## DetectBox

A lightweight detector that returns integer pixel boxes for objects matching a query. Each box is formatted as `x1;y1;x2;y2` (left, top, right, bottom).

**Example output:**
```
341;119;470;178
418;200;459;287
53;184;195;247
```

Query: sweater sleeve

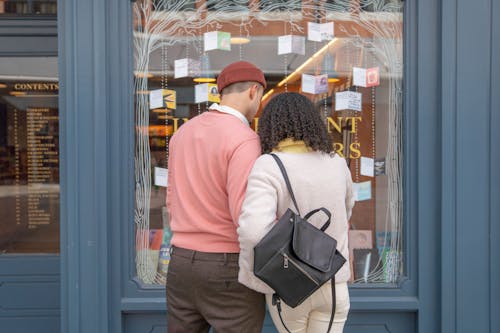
237;156;277;294
227;137;261;226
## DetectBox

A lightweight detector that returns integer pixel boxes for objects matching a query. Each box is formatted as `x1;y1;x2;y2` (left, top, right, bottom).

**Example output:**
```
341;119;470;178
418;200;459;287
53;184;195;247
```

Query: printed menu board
24;107;59;228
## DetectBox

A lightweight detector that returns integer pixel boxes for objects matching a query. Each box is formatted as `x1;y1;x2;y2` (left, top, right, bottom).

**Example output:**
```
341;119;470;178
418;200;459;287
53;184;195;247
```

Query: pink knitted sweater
167;110;261;253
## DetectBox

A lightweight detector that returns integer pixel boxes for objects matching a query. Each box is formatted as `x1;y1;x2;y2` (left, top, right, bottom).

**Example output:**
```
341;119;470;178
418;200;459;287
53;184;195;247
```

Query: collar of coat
273;138;313;153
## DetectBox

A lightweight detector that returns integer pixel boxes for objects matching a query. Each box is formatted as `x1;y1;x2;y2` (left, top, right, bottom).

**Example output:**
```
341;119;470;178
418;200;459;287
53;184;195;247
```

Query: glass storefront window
0;57;59;253
133;0;403;285
0;0;57;15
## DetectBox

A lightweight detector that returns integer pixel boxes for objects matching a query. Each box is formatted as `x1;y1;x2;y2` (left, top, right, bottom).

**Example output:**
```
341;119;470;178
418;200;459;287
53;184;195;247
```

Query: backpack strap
328;277;336;331
270;153;301;216
272;278;337;333
271;154;331;231
304;207;332;231
270;154;337;332
271;295;291;333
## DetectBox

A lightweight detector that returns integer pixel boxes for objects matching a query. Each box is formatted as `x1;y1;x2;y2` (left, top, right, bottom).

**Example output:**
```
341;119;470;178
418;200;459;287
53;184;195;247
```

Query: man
166;61;266;333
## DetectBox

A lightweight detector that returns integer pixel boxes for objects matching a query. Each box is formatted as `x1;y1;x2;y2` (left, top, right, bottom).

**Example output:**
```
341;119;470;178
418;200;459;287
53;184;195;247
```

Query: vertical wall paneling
441;0;457;331
59;0;110;332
416;0;441;331
403;0;419;297
60;0;134;331
442;0;498;331
489;0;500;331
108;1;135;332
455;1;491;332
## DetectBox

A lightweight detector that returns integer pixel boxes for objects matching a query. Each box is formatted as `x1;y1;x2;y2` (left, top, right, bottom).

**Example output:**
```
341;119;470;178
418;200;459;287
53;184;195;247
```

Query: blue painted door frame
57;1;500;333
441;0;500;332
58;0;131;332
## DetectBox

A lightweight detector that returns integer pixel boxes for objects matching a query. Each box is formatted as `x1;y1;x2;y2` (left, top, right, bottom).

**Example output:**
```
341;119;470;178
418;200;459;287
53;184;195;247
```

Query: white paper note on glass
301;74;315;93
320;22;334;40
335;91;362;111
348;91;362;111
352;67;366;87
149;89;163;109
353;66;380;87
194;83;207;103
316;74;328;94
335;91;349;110
278;35;291;54
174;58;200;79
353;181;372;201
366;67;380;87
175;58;189;78
308;22;334;41
360;157;375;177
204;31;218;51
204;31;230;51
308;22;322;41
291;36;305;55
154;167;168;187
204;31;232;51
278;35;305;55
302;74;328;94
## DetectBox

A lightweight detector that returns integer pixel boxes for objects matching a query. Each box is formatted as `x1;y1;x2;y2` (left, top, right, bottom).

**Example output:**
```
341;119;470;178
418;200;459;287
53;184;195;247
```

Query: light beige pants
266;282;350;333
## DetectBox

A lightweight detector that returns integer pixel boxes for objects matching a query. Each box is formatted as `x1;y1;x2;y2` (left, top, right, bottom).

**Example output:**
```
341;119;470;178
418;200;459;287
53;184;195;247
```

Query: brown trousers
166;246;265;333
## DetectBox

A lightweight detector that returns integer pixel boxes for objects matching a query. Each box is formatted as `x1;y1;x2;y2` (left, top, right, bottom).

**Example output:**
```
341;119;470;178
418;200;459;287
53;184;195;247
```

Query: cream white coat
237;151;355;294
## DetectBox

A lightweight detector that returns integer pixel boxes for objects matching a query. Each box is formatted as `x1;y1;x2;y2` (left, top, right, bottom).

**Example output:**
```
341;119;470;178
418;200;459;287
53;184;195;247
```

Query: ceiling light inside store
12;94;58;97
277;38;339;88
134;71;154;78
230;37;251;45
152;108;171;113
261;89;275;102
9;91;27;96
193;77;216;83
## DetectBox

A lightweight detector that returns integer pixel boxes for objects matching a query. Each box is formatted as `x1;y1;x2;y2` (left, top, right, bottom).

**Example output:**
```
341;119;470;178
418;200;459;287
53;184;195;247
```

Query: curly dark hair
258;92;333;154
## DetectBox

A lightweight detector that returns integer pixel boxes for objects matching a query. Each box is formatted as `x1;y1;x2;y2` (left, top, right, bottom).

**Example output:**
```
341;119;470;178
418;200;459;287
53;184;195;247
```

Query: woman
237;92;355;333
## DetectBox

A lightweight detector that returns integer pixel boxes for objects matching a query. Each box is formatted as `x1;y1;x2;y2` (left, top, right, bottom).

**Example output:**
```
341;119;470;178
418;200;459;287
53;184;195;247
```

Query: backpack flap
292;215;337;273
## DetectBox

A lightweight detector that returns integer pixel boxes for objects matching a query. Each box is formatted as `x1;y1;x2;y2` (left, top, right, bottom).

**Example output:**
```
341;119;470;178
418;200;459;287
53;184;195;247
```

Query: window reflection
133;0;404;285
259;0;301;11
0;0;57;15
0;57;59;253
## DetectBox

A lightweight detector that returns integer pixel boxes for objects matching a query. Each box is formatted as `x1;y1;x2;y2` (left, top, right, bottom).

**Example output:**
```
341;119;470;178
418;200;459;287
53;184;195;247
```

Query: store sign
159;115;363;159
327;116;363;159
13;83;59;91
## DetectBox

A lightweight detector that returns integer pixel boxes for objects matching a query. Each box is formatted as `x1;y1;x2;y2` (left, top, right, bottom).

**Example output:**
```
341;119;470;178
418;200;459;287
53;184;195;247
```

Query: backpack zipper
281;252;319;285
